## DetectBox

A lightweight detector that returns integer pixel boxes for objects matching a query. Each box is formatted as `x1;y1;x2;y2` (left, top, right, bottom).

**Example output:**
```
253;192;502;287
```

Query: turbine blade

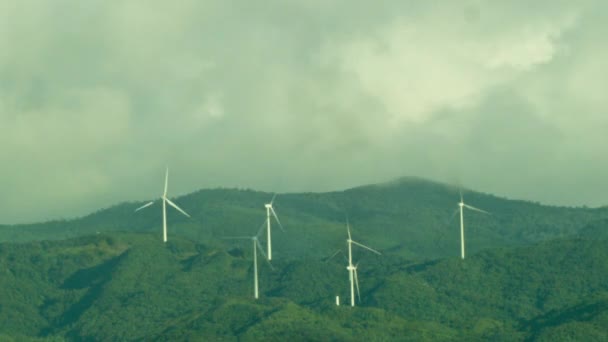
351;240;381;255
256;239;267;258
446;208;459;225
256;239;274;269
347;223;352;240
221;236;251;240
256;219;267;238
270;207;285;232
326;249;343;262
270;193;277;205
464;204;490;215
164;167;169;197
459;189;463;203
434;226;451;251
165;198;191;217
354;268;361;303
134;201;154;212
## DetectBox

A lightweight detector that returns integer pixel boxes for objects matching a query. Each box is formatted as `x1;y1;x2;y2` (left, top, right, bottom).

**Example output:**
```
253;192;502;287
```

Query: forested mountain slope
2;178;607;261
1;226;607;340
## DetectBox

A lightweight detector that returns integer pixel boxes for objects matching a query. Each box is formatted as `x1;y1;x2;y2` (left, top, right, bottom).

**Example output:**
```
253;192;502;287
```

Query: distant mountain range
2;177;607;260
1;177;607;340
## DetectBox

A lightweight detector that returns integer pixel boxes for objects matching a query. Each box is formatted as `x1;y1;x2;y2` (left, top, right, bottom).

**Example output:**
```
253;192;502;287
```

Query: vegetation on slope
2;178;607;261
0;225;607;340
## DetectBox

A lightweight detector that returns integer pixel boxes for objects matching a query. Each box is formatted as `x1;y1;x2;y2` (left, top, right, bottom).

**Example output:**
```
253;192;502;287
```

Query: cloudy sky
1;1;607;224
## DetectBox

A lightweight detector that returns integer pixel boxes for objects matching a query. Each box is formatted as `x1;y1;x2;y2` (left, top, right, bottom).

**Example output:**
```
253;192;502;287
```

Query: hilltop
1;177;607;260
2;177;608;340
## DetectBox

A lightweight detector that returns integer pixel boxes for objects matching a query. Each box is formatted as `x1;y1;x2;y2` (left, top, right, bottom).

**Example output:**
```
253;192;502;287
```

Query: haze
1;0;606;224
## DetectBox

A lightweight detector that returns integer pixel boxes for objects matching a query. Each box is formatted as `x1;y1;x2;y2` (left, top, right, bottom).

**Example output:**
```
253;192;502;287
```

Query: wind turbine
225;222;272;299
456;190;489;259
135;167;190;243
345;222;380;307
264;194;284;261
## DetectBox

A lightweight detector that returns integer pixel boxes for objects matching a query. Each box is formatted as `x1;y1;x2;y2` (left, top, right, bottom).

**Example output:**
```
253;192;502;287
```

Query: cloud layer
1;1;607;223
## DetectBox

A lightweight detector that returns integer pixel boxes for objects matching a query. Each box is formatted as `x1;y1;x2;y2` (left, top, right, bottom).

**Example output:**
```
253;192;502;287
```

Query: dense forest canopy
1;178;607;340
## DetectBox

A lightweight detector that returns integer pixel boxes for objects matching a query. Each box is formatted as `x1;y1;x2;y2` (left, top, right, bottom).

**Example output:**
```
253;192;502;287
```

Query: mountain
1;228;607;340
1;177;608;340
2;177;607;260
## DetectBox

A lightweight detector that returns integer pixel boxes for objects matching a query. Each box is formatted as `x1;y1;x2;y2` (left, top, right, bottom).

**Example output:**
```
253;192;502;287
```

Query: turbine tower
135;167;191;243
457;190;490;259
264;194;284;260
345;222;380;307
225;223;271;299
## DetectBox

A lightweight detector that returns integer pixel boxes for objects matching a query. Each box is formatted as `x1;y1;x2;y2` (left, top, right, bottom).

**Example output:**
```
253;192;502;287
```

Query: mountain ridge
2;177;607;261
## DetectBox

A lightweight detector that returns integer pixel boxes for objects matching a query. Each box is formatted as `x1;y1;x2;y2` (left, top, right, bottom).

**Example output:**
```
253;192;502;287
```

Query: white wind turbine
264;194;284;261
345;222;380;307
225;222;272;299
135;167;191;243
455;190;490;259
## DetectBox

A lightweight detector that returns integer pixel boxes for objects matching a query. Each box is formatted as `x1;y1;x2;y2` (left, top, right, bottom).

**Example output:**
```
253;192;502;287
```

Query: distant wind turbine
225;222;272;299
264;194;284;261
135;167;190;243
345;221;380;307
455;190;490;259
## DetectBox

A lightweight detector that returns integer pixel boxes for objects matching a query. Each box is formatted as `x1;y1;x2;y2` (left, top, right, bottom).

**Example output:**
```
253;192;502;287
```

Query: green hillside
1;178;607;340
2;178;607;261
1;228;607;340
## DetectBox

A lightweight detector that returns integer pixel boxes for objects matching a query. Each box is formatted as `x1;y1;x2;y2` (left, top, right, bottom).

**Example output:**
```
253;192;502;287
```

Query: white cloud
0;86;132;222
1;0;608;223
321;5;579;127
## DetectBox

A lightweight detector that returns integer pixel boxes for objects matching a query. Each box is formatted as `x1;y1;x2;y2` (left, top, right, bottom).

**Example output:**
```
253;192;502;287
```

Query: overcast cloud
1;0;607;224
